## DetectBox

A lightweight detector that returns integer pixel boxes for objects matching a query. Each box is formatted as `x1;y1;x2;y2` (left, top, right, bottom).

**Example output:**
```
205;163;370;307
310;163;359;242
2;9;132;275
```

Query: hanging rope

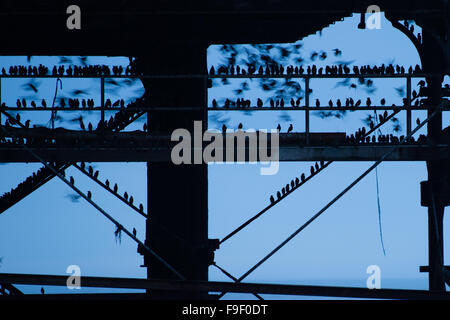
373;109;386;256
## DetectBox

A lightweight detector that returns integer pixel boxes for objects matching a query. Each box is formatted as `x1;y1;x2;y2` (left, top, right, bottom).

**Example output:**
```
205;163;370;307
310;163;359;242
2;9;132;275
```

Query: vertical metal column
0;78;2;124
422;26;446;291
406;75;411;136
136;42;213;299
426;75;445;291
305;77;310;145
101;77;105;123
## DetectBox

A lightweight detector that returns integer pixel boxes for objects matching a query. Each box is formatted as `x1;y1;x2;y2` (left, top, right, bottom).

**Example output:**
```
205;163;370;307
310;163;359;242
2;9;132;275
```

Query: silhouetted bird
222;124;227;134
124;192;128;200
70;176;74;185
94;170;99;179
277;124;281;132
41;287;45;295
287;124;293;133
301;173;305;182
114;183;118;193
22;98;26;108
80;162;85;170
139;203;144;212
336;99;341;107
79;118;85;130
105;179;110;188
87;191;92;199
380;98;386;106
355;99;361;107
88;122;93;131
133;228;137;237
316;99;320;107
270;195;275;204
42;99;46;108
277;191;281;200
88;166;93;176
328;100;333;107
418;80;426;87
129;196;133;205
315;162;319;171
31;101;36;108
310;166;315;175
212;99;217;108
295;177;300;186
383;110;388;120
16;99;21;108
366;98;371;107
282;187;286;195
257;98;263;108
238;123;243;130
416;118;420;126
25;120;30;128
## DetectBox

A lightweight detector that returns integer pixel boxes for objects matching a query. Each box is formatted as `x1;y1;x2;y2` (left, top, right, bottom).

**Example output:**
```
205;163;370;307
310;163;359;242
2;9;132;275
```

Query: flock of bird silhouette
2;64;133;77
74;161;145;215
209;63;423;77
1;96;147;138
269;160;326;205
0;163;65;212
0;62;425;78
5;97;125;110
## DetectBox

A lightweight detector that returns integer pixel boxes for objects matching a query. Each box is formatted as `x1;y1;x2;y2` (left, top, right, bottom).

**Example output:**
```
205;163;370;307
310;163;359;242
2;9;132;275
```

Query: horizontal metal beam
0;73;433;79
0;145;447;163
0;273;448;300
4;106;446;112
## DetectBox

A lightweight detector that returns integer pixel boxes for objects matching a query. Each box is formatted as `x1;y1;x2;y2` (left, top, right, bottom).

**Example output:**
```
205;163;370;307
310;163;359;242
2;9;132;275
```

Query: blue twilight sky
0;13;449;299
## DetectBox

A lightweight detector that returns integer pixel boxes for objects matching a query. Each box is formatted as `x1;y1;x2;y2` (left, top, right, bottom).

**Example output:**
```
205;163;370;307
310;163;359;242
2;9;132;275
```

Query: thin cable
375;167;386;256
217;109;440;298
373;110;386;256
